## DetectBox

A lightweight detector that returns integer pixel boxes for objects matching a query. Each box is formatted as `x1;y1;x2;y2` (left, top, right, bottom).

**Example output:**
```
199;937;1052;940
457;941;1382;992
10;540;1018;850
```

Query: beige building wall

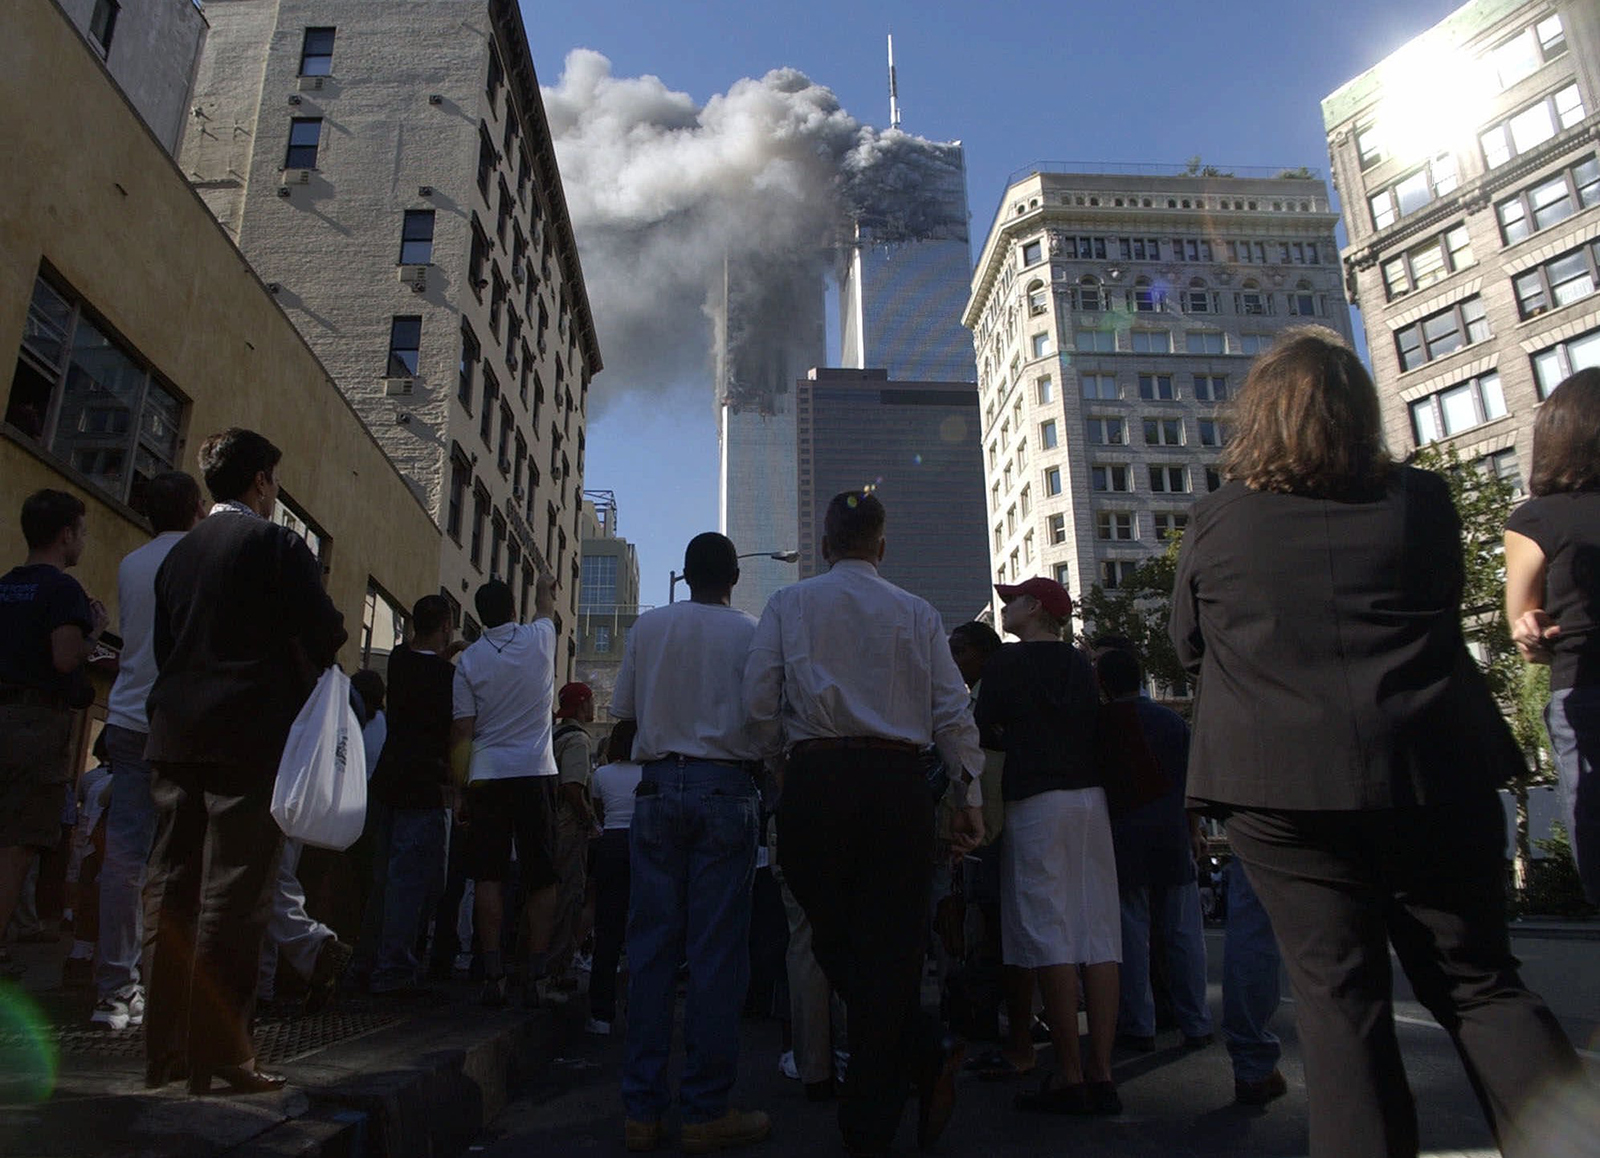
180;0;602;678
965;170;1350;626
1323;0;1600;484
0;0;439;684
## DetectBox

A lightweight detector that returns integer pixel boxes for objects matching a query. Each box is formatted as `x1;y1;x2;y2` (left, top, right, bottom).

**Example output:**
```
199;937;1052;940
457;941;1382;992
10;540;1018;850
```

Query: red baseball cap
555;682;593;718
995;577;1074;620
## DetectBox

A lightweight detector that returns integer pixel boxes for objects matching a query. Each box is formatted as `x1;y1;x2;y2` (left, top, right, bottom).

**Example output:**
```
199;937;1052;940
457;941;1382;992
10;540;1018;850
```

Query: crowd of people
0;338;1594;1157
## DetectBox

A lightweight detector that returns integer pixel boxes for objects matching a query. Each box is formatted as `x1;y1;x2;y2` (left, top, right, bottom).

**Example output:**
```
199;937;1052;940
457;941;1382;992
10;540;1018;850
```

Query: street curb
1508;923;1600;942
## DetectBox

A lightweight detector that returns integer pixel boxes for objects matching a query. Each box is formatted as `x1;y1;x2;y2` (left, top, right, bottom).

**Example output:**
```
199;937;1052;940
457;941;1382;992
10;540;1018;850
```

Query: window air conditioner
385;378;415;397
298;76;325;92
289;169;312;185
398;264;428;288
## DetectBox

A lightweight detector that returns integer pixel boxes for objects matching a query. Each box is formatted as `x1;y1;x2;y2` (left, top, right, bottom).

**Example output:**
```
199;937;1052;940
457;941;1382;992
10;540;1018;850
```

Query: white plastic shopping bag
271;666;367;850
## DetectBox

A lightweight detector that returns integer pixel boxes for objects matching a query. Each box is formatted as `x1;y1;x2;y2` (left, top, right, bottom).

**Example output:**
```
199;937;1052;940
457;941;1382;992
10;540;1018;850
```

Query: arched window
1290;279;1318;317
1236;278;1270;316
1133;276;1161;313
1026;279;1048;317
1077;275;1103;312
1185;277;1213;314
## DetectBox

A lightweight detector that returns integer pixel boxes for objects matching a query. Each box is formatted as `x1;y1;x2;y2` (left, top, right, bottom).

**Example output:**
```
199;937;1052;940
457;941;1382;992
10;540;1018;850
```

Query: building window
386;316;421;377
1076;276;1104;312
1101;560;1138;590
284;118;322;169
468;217;490;299
1175;238;1214;262
1480;85;1585;169
1031;333;1053;359
1132;277;1162;313
1382;225;1473;299
470;485;489;569
1408;371;1508;445
1006;504;1017;537
1091;464;1131;492
1497;156;1600;244
1288;281;1319;317
1064;236;1108;260
399;210;435;265
6;274;186;514
1040;419;1059;448
1085;417;1125;445
1368;155;1458;230
486;48;504;107
1076;329;1117;353
993;524;1003;552
1531;325;1600;399
498;403;513;467
1394;296;1489;371
1035;375;1054;404
1484;448;1525;498
1019;484;1032;516
1153;511;1188;540
1002;462;1013;492
1054;563;1074;587
1138;374;1175;401
1143;417;1184;446
1192;374;1228;401
1184;279;1214;314
1186;332;1225;355
89;0;120;53
1356;122;1384;169
991;482;1000;511
497;179;513;244
446;450;469;542
299;26;335;75
490;513;506;578
458;322;479;409
1513;239;1600;319
1026;280;1048;316
1130;330;1170;354
1081;373;1118;400
1148;465;1189;493
1023;530;1035;565
1009;548;1020;580
1044;467;1063;496
1488;14;1567;90
1017;441;1029;470
1097;512;1135;541
1205;466;1223;492
1048;513;1067;545
1198;419;1228;447
1021;239;1043;266
1235;280;1271;316
478;125;496;197
480;373;499;444
592;623;612;653
1238;333;1272;355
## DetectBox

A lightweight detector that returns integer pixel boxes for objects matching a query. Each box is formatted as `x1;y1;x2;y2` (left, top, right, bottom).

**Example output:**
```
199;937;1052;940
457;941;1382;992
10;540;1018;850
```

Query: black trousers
588;827;630;1021
779;750;937;1151
1227;791;1579;1158
144;762;283;1071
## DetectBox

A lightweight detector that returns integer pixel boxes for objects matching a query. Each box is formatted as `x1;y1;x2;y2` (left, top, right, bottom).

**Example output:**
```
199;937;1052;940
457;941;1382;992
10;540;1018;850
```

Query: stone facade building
1323;0;1600;488
179;0;601;675
963;169;1351;621
574;490;641;724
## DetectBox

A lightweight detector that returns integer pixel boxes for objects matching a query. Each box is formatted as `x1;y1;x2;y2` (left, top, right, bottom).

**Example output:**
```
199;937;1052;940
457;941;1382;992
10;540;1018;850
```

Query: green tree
1077;532;1189;696
1275;165;1316;179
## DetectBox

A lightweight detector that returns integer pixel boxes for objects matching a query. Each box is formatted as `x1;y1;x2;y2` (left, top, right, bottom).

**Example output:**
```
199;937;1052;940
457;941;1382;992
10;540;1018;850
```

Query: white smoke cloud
542;50;967;407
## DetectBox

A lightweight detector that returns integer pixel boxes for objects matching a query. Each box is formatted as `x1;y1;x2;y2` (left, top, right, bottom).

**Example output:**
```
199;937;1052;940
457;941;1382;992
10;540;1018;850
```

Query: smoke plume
541;50;967;407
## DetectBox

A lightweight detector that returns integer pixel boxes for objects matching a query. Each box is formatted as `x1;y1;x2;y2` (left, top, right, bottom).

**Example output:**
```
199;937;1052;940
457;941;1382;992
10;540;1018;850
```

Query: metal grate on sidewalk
0;1008;403;1066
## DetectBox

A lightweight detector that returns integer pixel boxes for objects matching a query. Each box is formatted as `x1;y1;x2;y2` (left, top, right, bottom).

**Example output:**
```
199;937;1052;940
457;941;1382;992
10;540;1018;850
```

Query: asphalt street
474;932;1600;1158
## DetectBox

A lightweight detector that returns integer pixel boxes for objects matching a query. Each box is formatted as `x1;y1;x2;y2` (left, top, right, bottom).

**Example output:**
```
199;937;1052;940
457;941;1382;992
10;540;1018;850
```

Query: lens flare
0;982;59;1102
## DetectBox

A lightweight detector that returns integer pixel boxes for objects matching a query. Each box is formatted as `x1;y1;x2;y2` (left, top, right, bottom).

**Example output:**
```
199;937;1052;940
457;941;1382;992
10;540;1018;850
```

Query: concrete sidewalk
0;938;577;1158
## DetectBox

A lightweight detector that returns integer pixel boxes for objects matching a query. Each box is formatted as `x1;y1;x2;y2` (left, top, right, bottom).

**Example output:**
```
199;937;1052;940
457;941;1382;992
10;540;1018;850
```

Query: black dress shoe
188;1064;288;1095
917;1034;965;1151
304;939;353;1015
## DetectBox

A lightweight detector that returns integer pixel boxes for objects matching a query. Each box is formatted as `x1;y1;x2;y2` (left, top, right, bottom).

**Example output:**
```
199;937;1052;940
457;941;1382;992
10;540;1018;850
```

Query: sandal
967;1048;1036;1081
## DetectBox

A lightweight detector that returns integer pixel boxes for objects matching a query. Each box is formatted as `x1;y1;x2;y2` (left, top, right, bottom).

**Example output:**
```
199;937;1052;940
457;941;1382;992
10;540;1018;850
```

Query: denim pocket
701;788;758;853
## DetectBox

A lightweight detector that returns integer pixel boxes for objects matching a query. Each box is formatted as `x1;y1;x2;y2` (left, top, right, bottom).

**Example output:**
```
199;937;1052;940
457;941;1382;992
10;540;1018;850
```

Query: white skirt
1000;787;1121;968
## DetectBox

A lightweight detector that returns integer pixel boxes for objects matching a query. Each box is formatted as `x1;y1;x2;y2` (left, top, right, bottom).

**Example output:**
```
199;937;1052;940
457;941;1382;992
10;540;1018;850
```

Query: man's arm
449;717;475;788
742;600;784;729
533;569;557;621
928;611;984;851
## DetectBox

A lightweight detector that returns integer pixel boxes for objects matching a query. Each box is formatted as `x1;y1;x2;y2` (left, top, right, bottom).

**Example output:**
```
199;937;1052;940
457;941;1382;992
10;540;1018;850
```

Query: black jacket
146;508;346;772
1170;467;1522;811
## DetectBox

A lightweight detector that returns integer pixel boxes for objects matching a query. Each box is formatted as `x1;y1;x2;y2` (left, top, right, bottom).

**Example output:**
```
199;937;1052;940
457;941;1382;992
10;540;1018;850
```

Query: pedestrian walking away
746;493;985;1158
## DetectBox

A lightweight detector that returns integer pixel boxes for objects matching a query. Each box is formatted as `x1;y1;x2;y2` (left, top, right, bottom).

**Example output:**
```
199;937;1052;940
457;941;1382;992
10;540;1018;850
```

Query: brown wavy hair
1221;326;1392;497
1530;368;1600;496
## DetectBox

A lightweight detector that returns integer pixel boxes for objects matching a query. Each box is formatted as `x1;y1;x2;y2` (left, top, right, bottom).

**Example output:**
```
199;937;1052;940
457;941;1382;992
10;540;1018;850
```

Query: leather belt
791;737;920;756
659;753;763;774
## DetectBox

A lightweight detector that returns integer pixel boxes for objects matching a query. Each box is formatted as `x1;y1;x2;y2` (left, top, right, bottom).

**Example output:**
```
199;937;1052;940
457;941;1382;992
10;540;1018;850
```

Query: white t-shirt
451;618;558;782
611;600;777;763
592;761;643;830
106;531;186;734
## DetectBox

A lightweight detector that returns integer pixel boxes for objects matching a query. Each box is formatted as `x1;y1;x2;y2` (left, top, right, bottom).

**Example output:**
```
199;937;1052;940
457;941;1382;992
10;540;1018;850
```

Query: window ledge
1;424;154;536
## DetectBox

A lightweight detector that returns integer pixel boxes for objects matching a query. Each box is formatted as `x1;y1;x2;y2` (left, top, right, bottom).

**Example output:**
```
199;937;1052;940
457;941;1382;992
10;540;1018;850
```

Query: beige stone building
963;169;1351;622
1;0;440;751
180;0;602;676
1323;0;1600;486
573;491;641;724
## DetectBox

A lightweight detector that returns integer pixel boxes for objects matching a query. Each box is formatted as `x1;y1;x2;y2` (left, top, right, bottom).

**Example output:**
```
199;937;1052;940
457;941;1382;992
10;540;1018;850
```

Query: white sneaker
778;1050;799;1081
572;951;593;973
584;1017;612;1036
834;1048;850;1083
90;985;144;1031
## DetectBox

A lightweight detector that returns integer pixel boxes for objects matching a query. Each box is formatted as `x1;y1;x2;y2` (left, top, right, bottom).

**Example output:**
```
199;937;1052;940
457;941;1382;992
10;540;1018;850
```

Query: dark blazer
1170;467;1522;811
146;507;346;772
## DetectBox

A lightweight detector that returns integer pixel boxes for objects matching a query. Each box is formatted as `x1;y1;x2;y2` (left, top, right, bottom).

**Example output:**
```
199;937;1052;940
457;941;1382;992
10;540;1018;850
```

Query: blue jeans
622;759;759;1124
96;725;158;999
1221;859;1282;1082
1117;880;1212;1039
1547;684;1600;905
371;806;448;992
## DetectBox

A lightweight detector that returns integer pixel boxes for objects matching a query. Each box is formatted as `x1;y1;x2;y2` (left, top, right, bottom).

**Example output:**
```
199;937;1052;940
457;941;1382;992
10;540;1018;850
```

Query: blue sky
524;0;1464;605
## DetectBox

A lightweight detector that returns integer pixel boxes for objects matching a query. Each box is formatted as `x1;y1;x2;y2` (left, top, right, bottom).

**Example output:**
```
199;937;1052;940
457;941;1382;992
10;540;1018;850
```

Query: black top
1110;699;1193;888
146;509;346;772
1171;467;1522;812
0;564;93;706
1506;490;1600;691
370;643;454;809
974;640;1100;802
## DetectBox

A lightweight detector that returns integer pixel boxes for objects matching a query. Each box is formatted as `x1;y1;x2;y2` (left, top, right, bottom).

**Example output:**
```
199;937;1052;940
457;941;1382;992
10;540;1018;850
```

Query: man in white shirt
610;533;775;1154
92;472;205;1032
744;491;984;1158
451;574;558;1006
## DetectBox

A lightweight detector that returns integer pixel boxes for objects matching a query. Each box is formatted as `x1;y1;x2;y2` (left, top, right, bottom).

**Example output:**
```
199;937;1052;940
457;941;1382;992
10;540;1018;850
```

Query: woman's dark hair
198;428;281;502
1221;325;1392;498
1529;368;1600;496
351;669;385;716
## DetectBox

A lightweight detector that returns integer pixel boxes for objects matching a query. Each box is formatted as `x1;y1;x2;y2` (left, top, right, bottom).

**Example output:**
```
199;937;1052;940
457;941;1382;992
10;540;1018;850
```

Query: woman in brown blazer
1169;327;1577;1158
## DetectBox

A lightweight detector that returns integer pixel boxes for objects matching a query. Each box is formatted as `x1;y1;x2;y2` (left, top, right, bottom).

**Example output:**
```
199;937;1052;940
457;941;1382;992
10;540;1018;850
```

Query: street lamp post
670;549;799;603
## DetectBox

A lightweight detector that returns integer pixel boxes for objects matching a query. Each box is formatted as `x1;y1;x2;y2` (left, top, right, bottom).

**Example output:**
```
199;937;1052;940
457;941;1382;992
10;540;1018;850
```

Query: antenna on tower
887;33;901;130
